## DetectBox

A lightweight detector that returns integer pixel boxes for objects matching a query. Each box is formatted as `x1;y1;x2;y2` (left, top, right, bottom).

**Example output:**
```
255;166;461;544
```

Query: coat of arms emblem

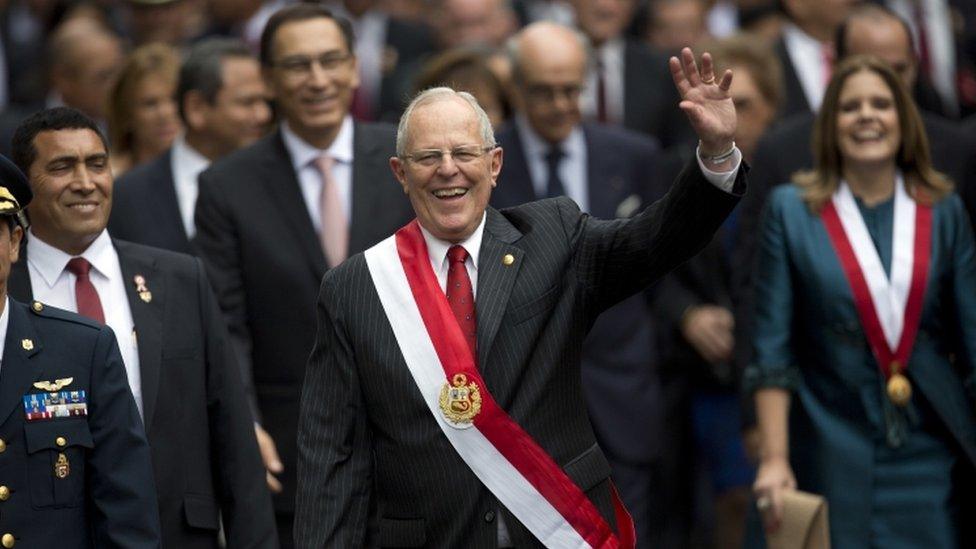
438;373;482;428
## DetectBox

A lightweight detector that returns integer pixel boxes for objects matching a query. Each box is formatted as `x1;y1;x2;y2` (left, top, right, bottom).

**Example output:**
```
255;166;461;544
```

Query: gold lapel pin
502;254;515;266
21;339;34;351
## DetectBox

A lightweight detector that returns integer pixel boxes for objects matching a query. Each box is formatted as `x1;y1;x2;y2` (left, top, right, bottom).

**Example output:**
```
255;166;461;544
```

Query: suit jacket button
0;439;6;453
55;437;67;448
484;510;495;523
0;486;9;501
31;302;42;313
1;533;13;547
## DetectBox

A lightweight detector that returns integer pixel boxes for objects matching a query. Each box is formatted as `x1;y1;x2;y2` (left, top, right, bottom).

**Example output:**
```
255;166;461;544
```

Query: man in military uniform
0;154;160;547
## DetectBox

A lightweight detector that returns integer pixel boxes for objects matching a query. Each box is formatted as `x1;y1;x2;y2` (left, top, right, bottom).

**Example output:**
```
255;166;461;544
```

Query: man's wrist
698;140;736;163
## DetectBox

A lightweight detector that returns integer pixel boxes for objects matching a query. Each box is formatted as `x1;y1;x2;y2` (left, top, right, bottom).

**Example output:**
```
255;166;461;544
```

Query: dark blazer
0;298;160;547
774;38;813;120
9;239;276;549
194;123;415;514
294;161;744;547
375;17;437;122
730;112;976;377
110;148;194;255
492;122;664;463
623;40;696;150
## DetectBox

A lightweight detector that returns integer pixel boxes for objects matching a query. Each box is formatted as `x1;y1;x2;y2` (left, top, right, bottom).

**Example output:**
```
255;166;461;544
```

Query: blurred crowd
1;1;974;548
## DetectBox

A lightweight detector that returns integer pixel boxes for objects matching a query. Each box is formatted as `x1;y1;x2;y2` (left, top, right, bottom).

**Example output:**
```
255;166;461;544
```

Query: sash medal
821;175;931;406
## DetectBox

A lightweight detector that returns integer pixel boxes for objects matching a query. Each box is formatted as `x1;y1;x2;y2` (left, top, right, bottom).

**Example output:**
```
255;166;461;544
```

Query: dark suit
774;38;814;120
9;239;276;549
622;40;696;150
194;123;415;530
374;17;437;122
492;122;664;547
0;298;160;547
110;148;194;254
294;159;744;547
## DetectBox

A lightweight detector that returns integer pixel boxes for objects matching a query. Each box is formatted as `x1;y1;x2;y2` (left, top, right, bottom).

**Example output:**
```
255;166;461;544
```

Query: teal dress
744;184;976;548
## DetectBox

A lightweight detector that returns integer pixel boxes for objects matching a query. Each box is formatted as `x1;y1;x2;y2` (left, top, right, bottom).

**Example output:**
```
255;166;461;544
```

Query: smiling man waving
295;34;746;548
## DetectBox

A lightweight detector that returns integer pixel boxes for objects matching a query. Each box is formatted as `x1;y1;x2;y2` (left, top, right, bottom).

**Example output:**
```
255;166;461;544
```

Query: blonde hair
106;42;180;156
794;55;952;211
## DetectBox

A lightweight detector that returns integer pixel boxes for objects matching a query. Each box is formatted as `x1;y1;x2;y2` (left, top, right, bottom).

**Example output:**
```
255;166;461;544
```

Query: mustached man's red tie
445;245;477;360
66;257;105;324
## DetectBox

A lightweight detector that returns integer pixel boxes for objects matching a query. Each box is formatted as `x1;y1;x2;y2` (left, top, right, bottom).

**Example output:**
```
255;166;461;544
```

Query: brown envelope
766;491;830;549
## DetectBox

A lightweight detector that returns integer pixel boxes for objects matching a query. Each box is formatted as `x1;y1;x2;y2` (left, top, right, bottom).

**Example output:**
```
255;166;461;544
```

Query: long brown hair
105;42;180;156
794;55;952;211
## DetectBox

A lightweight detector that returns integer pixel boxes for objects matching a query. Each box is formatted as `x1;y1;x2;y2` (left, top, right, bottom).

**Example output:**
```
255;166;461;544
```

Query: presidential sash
821;176;932;406
364;220;634;548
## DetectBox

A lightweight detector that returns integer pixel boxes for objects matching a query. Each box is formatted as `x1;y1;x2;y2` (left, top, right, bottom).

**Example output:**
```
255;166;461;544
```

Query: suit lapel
497;127;540;206
113;240;163;430
261;131;328;278
0;300;43;426
152;150;193;254
476;209;524;374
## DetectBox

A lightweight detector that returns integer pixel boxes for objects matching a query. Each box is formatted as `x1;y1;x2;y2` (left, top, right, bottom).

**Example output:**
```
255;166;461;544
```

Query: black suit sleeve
87;326;161;548
196;257;278;547
572;159;744;315
295;273;373;548
194;170;258;418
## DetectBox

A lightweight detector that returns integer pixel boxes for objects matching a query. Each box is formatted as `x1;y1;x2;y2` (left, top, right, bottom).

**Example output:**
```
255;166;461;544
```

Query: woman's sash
820;176;931;405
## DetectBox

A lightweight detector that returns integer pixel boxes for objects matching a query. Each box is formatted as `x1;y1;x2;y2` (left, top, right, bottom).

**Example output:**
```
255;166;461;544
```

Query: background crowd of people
0;0;974;548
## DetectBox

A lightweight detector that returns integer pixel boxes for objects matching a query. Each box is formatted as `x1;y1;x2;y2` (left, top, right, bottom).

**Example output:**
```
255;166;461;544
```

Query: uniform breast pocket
24;419;93;509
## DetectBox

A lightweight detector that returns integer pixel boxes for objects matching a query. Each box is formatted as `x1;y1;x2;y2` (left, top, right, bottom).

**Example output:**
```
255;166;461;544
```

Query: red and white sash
364;220;634;548
821;175;931;382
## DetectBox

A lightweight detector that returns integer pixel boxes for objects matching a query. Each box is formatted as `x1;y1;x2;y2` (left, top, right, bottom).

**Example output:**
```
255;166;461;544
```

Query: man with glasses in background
194;5;413;547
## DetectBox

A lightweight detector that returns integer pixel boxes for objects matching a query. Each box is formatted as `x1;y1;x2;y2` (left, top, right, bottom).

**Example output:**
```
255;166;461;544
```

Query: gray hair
505;24;594;84
396;87;496;157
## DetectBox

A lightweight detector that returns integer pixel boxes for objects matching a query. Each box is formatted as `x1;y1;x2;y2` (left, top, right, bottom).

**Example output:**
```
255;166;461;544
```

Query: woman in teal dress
746;55;976;548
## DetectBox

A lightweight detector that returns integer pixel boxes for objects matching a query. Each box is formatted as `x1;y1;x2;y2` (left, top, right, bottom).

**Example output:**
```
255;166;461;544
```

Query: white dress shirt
516;115;589;211
782;22;831;112
170;134;211;239
26;230;143;416
281;116;355;231
582;37;625;124
420;213;486;297
0;297;10;375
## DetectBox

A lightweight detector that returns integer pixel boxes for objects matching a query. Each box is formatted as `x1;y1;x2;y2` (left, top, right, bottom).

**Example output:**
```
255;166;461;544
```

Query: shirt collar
782;21;823;50
281;116;355;170
419;212;487;272
171;134;210;173
516;114;585;161
27;229;115;289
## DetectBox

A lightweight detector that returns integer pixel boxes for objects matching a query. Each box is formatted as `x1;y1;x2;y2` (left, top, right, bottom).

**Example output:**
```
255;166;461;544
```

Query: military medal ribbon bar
365;220;634;549
821;176;931;406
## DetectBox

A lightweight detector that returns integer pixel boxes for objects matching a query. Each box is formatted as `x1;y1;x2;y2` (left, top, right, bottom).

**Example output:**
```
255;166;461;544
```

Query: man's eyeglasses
401;145;497;167
272;52;353;77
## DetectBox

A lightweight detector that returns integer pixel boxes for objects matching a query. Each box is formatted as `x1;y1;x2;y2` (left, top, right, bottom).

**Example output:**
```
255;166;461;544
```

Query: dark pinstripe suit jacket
295;161;744;548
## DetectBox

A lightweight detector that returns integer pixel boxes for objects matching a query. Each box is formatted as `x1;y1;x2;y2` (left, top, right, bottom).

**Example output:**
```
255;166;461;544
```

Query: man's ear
389;156;409;194
9;224;23;264
489;147;503;188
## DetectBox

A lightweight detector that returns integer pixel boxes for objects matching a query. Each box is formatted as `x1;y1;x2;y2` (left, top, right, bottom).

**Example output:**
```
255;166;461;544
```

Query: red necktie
66;257;105;324
445;245;477;360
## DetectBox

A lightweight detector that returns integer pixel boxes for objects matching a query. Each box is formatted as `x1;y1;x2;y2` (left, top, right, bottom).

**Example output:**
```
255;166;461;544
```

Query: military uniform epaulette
29;300;103;330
